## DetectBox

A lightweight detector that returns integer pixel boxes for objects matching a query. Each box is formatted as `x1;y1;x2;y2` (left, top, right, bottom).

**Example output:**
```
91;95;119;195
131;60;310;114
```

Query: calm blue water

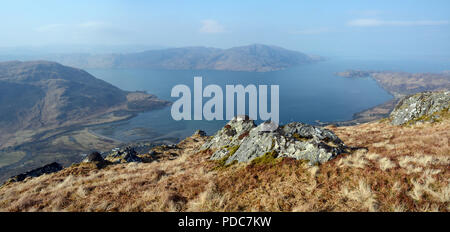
86;58;449;142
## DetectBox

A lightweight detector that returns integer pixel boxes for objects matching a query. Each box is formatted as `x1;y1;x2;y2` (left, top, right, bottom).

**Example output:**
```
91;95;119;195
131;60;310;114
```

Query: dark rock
83;152;105;163
194;130;207;137
167;144;179;149
6;162;63;183
225;128;237;136
105;146;142;163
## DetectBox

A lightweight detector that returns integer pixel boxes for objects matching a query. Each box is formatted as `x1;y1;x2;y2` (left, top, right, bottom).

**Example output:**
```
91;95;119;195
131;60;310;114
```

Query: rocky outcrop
202;116;349;165
105;147;143;163
390;91;449;125
6;162;62;183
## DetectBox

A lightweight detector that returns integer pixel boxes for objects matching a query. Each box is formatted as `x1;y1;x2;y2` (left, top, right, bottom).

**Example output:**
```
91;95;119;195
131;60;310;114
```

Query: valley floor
0;119;448;212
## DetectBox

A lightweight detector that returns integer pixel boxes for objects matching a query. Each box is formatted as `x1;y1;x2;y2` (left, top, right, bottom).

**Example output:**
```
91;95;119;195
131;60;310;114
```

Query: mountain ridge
2;44;323;72
0;61;170;181
0;61;170;137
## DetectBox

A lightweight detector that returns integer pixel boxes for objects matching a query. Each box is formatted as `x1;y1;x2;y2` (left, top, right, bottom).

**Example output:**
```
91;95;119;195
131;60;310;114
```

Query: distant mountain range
1;44;323;72
0;61;170;149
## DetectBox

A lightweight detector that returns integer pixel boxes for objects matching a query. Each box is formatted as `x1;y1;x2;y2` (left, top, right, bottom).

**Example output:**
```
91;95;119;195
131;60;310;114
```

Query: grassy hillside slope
0;117;448;212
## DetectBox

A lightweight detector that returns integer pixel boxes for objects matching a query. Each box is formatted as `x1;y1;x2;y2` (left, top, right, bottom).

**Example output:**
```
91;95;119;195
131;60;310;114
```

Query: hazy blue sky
1;0;449;58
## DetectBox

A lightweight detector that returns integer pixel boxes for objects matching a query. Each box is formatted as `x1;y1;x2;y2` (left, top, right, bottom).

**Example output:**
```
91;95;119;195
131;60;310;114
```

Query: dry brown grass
0;119;448;212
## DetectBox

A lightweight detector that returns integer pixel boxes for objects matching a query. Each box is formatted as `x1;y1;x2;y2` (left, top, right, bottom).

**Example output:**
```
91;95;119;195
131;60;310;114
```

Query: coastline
317;71;397;126
318;98;398;126
0;105;172;183
328;68;450;126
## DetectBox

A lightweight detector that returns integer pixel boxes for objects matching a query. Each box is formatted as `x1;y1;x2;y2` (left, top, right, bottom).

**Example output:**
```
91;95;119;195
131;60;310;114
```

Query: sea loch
171;76;280;124
86;58;448;143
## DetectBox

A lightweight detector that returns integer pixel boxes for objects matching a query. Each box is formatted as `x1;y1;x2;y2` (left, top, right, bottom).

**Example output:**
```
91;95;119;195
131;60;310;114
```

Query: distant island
335;70;374;78
2;44;323;72
332;69;450;125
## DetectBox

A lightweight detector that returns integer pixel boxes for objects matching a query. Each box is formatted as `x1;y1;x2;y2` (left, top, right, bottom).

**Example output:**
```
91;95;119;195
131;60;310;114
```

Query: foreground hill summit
0;91;448;212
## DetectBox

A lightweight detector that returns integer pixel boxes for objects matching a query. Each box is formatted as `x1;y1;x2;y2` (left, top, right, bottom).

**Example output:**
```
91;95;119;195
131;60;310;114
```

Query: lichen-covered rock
201;115;256;160
6;162;63;183
202;116;348;165
105;147;142;163
390;91;449;125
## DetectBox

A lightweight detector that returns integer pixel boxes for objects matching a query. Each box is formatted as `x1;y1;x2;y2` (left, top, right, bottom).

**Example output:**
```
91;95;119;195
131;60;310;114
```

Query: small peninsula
333;70;450;125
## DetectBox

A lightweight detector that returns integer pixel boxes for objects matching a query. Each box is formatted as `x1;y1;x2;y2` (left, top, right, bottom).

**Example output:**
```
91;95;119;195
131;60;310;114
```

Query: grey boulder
390;91;449;125
202;116;348;165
